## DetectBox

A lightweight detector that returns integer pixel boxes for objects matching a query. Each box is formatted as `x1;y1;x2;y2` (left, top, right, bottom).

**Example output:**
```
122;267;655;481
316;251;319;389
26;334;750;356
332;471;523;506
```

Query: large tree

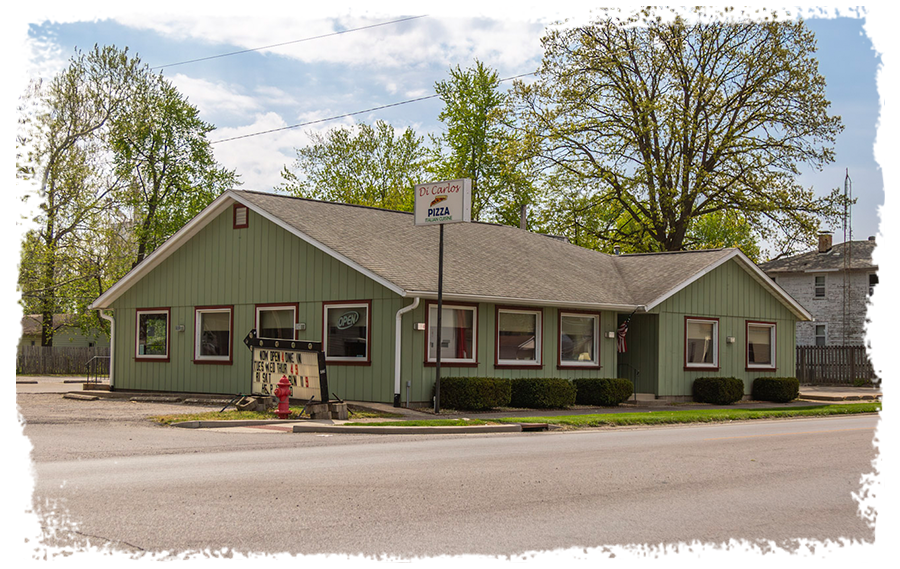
279;120;430;211
110;74;237;268
17;46;143;345
515;7;845;257
431;61;537;225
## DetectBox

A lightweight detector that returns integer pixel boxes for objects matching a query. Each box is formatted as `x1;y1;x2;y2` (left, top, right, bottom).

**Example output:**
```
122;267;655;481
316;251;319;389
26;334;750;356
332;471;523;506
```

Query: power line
152;15;428;70
210;71;537;144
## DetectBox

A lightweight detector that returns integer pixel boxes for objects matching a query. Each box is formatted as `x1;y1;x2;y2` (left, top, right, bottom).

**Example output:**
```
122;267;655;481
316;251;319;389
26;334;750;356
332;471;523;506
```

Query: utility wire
152;15;428;70
211;71;537;144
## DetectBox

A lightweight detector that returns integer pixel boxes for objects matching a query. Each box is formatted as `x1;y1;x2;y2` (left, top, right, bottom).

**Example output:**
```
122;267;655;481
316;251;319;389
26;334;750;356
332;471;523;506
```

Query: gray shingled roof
609;249;736;307
759;240;877;273
238;190;638;308
92;189;808;319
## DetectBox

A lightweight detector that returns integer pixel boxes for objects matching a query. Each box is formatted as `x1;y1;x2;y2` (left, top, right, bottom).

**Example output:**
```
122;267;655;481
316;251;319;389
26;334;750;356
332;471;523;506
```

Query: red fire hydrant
273;376;292;419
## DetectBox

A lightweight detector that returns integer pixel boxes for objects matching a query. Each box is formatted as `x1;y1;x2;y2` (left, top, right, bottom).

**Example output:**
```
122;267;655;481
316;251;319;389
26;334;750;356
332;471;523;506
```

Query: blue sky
12;4;887;248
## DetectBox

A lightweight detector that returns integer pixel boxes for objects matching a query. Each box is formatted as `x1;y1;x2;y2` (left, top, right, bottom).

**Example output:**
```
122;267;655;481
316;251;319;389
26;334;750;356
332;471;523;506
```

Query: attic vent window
233;204;248;229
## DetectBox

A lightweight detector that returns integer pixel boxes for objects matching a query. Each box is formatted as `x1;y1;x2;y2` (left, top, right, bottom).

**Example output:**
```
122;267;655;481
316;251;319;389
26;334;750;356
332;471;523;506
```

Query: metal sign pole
435;223;444;414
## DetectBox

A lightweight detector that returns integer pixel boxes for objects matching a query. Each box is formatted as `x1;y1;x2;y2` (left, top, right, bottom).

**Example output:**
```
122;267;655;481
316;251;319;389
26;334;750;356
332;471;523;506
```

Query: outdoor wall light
295;322;307;331
605;331;616;339
726;336;736;344
175;324;185;332
415;322;426;331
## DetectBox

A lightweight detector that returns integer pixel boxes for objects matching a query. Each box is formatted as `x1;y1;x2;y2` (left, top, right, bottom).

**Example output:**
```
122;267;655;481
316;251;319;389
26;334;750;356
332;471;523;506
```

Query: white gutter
98;310;115;388
394;297;420;407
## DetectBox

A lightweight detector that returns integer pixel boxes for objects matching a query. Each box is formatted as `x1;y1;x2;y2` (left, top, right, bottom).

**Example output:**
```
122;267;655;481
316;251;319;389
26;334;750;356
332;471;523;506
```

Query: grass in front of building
150;407;404;425
345;402;881;429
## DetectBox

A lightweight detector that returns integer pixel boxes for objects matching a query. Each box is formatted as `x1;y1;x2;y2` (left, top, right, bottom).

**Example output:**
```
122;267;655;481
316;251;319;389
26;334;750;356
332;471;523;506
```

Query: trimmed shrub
574;378;634;406
692;377;745;405
510;377;577;409
438;377;511;411
752;377;800;403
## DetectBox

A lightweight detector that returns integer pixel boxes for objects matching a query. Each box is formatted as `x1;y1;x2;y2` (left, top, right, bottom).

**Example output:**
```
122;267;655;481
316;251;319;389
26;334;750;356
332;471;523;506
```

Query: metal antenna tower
843;170;852;344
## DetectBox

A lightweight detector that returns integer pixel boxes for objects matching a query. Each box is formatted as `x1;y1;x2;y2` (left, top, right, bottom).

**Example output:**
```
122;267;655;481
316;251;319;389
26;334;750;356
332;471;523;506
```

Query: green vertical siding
110;207;622;403
649;259;798;397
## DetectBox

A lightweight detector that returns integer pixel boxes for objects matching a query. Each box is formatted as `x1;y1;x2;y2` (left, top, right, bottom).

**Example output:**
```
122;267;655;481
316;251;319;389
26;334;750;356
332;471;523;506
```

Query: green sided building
89;190;811;405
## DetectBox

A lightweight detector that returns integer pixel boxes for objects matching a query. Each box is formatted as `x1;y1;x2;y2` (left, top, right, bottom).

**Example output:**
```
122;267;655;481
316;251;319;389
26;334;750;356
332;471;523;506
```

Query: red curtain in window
457;309;467;359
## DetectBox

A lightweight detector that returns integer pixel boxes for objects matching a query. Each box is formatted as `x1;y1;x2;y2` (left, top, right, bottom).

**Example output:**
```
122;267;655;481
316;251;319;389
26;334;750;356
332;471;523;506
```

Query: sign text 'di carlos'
414;179;472;226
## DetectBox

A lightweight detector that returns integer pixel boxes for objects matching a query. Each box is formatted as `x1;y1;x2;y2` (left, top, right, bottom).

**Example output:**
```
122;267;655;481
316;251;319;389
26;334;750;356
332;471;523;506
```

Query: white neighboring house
759;234;878;346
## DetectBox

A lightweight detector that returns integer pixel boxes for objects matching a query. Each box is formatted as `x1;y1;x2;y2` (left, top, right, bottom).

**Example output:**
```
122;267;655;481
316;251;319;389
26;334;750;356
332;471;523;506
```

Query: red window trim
494;305;543;369
322;300;372;366
424;301;479;367
193;305;234;365
746;320;777;371
684;316;720;371
135;307;171;363
557;310;601;370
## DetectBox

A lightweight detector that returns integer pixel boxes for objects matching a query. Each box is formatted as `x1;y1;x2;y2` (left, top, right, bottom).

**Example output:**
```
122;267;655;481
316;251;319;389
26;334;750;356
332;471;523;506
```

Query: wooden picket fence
796;345;879;385
16;346;110;376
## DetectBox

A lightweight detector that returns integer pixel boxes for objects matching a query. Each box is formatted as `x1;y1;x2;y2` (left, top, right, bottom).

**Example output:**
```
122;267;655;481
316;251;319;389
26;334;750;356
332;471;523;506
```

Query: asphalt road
18;392;878;559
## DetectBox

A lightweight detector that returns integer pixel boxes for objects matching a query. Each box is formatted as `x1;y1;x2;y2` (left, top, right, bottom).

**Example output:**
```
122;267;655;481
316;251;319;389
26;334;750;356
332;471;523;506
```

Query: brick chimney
818;232;833;253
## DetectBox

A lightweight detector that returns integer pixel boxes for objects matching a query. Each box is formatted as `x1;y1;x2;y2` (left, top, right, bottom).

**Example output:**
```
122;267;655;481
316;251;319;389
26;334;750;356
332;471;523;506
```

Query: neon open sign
336;311;360;330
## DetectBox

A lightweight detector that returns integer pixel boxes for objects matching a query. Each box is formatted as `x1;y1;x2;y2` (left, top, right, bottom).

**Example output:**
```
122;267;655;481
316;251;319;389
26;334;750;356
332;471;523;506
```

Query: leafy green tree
515;7;845;257
431;61;537;224
110;74;238;268
279;120;429;211
17;46;143;345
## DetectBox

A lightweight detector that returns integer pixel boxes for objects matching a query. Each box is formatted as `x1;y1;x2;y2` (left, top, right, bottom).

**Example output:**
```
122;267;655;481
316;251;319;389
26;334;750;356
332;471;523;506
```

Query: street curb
171;419;307;429
291;423;524;434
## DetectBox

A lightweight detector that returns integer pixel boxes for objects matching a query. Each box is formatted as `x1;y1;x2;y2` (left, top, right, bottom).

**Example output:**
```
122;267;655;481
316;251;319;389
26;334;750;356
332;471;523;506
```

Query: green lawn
344;402;881;429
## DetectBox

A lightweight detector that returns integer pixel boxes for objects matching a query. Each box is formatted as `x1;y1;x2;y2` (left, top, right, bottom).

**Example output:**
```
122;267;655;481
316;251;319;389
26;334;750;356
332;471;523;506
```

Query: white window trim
559;312;600;367
194;307;233;362
685;317;719;369
815;323;827;346
746;322;777;369
427;304;478;364
255;304;297;340
814;275;826;298
136;308;169;360
496;307;542;366
323;302;371;362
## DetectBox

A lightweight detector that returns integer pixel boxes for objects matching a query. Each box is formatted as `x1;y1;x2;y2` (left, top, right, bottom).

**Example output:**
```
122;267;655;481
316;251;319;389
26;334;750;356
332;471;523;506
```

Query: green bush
510;377;576;409
574;378;634;406
752;377;800;403
692;377;745;405
438;377;511;410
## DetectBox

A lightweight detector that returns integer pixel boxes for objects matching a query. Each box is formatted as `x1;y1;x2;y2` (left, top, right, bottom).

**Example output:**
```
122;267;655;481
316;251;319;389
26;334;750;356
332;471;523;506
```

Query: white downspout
394;297;420;407
98;309;115;388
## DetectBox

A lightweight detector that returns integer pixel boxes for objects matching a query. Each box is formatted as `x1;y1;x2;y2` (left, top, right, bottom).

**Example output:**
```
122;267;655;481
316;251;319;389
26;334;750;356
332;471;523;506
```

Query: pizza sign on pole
414;179;472;226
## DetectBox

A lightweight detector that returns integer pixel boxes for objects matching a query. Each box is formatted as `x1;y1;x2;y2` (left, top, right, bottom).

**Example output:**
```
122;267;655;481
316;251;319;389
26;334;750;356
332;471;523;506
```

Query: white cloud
112;14;547;72
21;34;69;81
210;112;324;192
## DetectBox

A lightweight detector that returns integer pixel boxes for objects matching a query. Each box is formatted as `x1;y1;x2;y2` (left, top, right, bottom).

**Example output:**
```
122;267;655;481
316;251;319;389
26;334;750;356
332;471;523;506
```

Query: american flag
617;317;630;353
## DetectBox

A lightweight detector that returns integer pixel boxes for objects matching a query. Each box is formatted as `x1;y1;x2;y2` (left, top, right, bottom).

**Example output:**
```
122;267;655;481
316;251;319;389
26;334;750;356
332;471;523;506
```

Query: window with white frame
559;312;599;367
869;273;878;296
815;324;827;346
195;307;232;363
747;322;776;369
324;302;370;362
496;308;541;366
814;275;825;298
685;318;718;368
256;305;296;340
427;304;476;364
136;309;169;360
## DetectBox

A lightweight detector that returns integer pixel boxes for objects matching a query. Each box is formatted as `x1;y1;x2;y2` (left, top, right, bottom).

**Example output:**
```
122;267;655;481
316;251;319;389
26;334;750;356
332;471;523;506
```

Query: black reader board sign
243;330;329;402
